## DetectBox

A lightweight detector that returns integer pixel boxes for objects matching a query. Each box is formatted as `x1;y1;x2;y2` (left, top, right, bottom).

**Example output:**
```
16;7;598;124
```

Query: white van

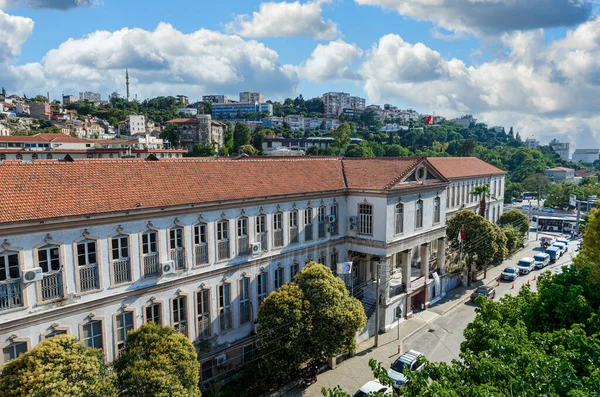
517;257;535;275
556;238;569;252
534;253;550;269
552;242;567;257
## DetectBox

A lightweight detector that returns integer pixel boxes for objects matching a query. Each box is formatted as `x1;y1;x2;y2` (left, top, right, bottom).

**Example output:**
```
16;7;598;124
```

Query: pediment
392;161;445;188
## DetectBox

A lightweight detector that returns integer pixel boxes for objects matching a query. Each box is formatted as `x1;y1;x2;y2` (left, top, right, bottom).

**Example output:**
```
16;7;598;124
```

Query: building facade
262;137;363;156
202;95;230;104
544;167;575;183
572;149;600;164
549;139;570;161
119;115;146;136
29;102;52;120
211;102;273;120
79;92;101;102
239;92;264;103
166;115;225;151
525;138;540;149
62;95;77;105
323;92;366;116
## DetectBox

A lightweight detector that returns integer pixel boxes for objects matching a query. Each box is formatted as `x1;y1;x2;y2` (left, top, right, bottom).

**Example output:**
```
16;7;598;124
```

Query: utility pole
375;261;380;348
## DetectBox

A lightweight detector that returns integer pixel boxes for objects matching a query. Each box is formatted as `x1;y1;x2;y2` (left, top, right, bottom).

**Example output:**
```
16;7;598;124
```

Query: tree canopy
499;209;529;236
574;206;600;283
447;210;498;267
233;122;251;154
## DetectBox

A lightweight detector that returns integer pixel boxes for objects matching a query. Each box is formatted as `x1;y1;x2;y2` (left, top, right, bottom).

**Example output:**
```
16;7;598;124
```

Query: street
286;234;578;396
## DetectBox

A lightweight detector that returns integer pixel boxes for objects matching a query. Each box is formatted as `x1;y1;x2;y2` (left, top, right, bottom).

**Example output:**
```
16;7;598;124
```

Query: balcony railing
171;247;186;270
195;243;208;266
143;253;159;277
318;222;326;238
289;227;298;244
237;236;249;256
175;323;187;337
79;264;99;292
239;301;251;325
41;272;63;301
273;230;283;248
197;315;211;339
112;258;131;285
257;233;267;251
0;280;23;311
217;240;230;261
219;308;232;332
304;225;313;241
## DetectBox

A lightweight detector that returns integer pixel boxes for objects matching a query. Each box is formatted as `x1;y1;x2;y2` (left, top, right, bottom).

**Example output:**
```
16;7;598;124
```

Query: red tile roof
546;167;574;172
166;118;196;124
342;158;424;190
0;134;92;143
428;157;506;179
575;169;598;178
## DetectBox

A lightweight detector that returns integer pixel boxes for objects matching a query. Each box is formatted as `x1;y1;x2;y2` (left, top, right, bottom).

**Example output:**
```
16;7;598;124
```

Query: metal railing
143;253;159;277
289;227;298;244
112;258;131;285
219;309;232;332
171;247;186;270
273;230;283;248
239;301;251;325
257;233;267;251
41;272;63;301
217;240;230;261
195;243;208;266
0;280;23;311
197;315;211;339
79;264;99;292
175;323;187;337
318;222;326;238
237;236;249;255
304;225;313;241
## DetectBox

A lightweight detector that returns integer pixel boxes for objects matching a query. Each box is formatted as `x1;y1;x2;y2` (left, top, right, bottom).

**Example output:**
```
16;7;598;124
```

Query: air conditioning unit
349;216;358;225
22;267;43;283
251;242;262;254
161;260;175;275
349;223;357;231
327;215;336;223
215;354;227;367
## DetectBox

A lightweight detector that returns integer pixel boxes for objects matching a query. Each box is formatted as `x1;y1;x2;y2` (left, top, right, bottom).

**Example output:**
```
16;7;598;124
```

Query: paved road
285;235;578;397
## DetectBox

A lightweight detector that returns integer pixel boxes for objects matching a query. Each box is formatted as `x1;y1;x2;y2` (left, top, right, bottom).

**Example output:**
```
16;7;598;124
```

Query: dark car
470;286;496;302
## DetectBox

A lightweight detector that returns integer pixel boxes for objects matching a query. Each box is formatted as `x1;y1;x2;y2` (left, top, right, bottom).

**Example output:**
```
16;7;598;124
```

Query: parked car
534;253;550;269
541;207;555;213
470;286;496;302
556;238;569;251
545;246;560;263
501;266;520;281
540;236;555;249
517;257;535;275
388;350;425;389
353;380;393;397
552;242;566;257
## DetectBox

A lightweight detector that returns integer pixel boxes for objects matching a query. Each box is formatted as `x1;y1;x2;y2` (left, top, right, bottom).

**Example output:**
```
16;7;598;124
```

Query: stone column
437;237;447;274
379;256;391;302
420;243;430;308
401;249;412;292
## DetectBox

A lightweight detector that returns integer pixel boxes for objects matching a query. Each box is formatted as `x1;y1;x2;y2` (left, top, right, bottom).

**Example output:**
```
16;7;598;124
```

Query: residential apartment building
79;92;101;102
549;139;570;161
572;149;600;164
323;92;366;116
544;167;575;183
450;114;476;129
525;138;540;149
239;92;264;103
202;95;230;104
262;137;363;156
62;95;77;105
283;115;305;131
166;115;225;151
119;115;146;136
177;95;189;106
29;102;52;120
429;157;506;223
0;156;486;379
0;134;186;161
212;102;273;120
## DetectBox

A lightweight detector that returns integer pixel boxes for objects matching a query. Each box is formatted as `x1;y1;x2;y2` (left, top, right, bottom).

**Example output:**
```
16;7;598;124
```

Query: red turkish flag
425;115;434;125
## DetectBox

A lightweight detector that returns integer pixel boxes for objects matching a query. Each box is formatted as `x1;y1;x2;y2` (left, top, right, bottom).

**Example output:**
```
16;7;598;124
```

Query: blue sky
1;0;599;148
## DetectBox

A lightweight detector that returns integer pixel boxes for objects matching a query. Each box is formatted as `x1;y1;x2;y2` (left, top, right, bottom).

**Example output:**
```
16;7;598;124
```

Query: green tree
522;173;551;207
0;335;117;397
574;207;600;282
384;144;410;157
257;263;366;382
191;144;216;157
233;122;251;154
252;128;268;153
31;94;48;102
345;141;375;158
306;146;319;155
159;123;181;147
332;122;351;150
457;138;477;157
238;144;257;155
447;210;498;272
499;209;529;236
1;86;6;96
113;323;200;397
502;225;523;252
470;183;494;218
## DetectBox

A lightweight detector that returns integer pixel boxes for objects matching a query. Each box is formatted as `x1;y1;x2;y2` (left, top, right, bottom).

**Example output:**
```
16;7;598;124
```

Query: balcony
257;233;267;252
304;226;313;241
197;315;211;339
217;240;230;261
219;308;232;332
273;230;283;248
143;253;159;277
318;222;326;239
195;243;208;266
239;301;251;325
112;258;131;285
79;264;99;292
0;280;23;311
175;323;187;337
237;236;249;256
289;227;298;244
171;247;186;270
41;272;63;301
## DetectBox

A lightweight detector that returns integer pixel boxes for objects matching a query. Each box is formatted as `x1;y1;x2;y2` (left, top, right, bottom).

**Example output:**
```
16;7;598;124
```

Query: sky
0;0;599;150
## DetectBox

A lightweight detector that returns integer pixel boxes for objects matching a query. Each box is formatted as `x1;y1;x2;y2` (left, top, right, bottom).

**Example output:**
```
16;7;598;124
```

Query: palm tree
471;183;496;218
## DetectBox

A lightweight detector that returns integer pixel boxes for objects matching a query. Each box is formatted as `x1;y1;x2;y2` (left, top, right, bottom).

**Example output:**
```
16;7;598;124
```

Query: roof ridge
383;157;425;190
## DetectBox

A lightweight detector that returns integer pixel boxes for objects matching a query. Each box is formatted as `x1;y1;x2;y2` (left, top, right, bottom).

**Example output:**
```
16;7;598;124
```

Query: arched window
273;212;284;247
16;154;22;160
31;153;38;160
237;217;249;255
395;203;404;234
46;154;52;159
358;203;373;235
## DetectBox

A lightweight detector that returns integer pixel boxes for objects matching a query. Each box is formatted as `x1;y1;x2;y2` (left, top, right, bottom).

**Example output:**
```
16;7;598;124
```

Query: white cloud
0;9;33;61
297;40;363;82
226;0;339;39
360;19;600;149
0;21;299;100
355;0;592;37
0;0;96;9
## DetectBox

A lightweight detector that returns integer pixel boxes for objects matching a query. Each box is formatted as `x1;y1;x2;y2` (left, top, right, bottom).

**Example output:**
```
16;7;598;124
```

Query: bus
536;216;578;232
521;192;538;200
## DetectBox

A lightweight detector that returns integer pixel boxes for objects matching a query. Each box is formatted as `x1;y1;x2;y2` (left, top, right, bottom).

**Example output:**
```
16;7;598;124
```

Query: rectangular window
0;252;23;311
194;223;209;266
273;212;283;248
172;296;188;337
395;203;404;234
274;267;284;289
330;251;338;274
318;254;327;268
289;210;299;244
290;262;299;280
318;206;326;238
219;284;232;332
3;342;27;362
116;311;134;353
434;197;441;224
145;303;162;325
256;215;268;252
111;236;131;285
239;278;251;325
45;329;67;339
304;208;313;241
330;204;339;236
142;231;159;277
237;217;249;255
257;272;268;306
416;200;423;228
169;227;186;271
82;320;103;350
358;204;373;235
197;289;211;339
452;186;456;207
446;188;450;208
77;240;99;292
217;220;230;261
38;245;63;301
